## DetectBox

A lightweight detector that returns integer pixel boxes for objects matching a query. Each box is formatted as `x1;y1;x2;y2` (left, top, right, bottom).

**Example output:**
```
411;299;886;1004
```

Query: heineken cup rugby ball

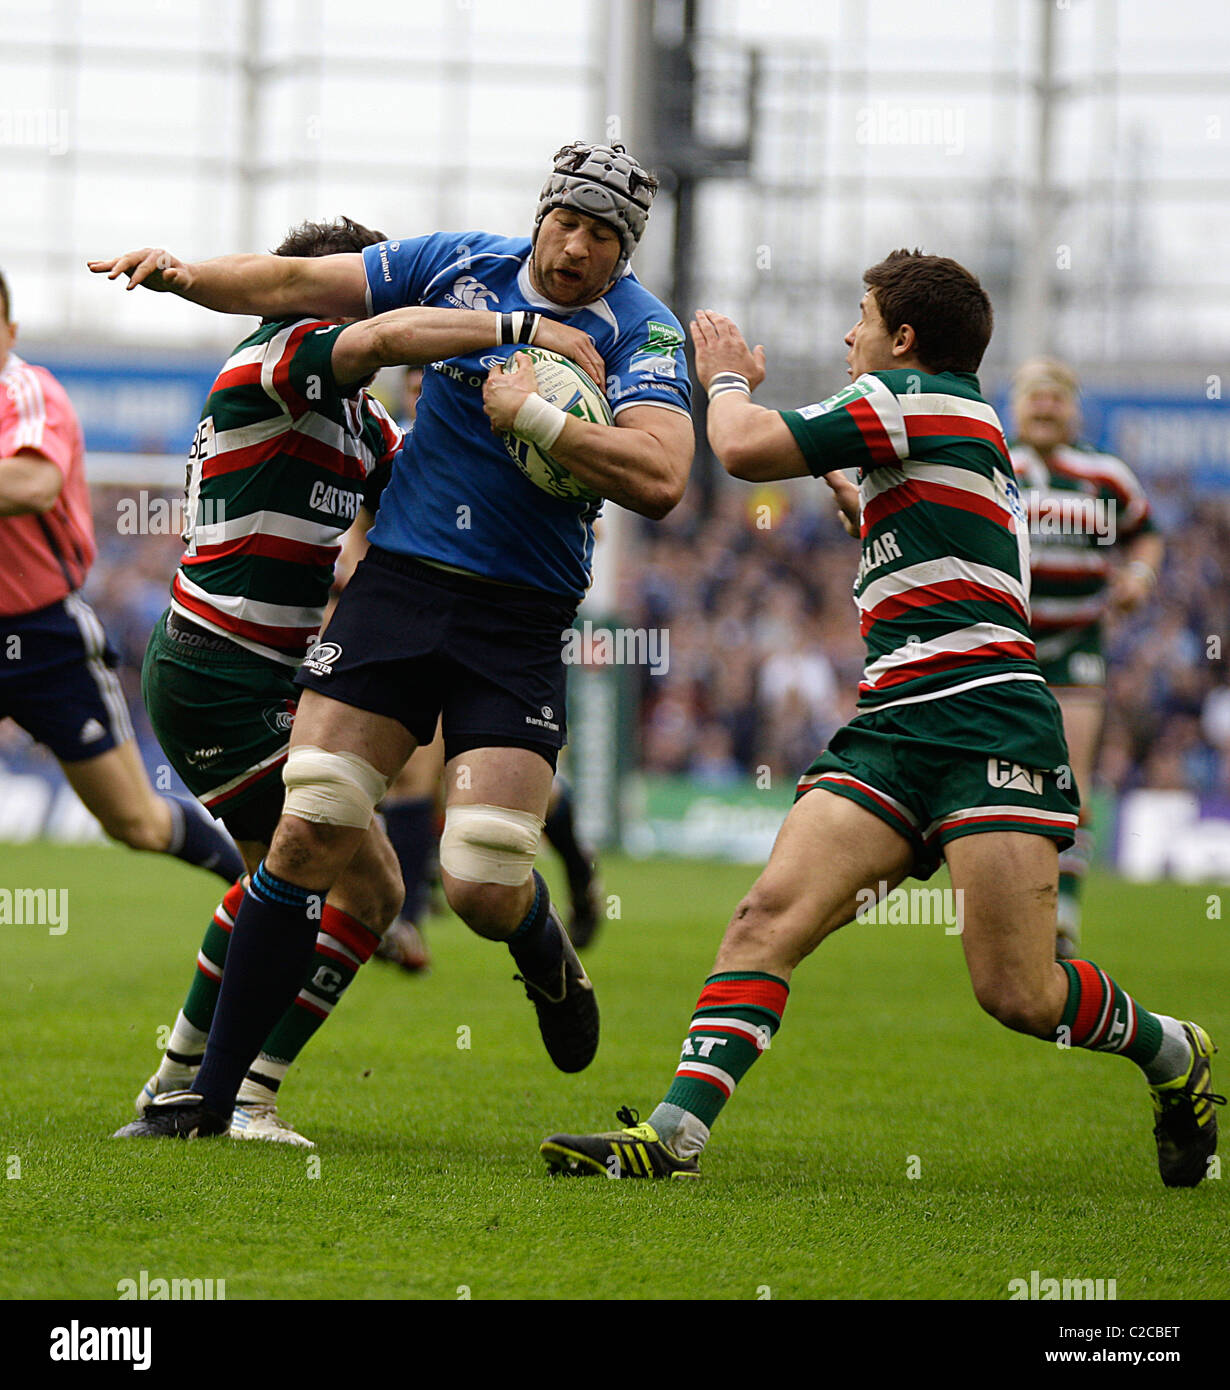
501;346;611;502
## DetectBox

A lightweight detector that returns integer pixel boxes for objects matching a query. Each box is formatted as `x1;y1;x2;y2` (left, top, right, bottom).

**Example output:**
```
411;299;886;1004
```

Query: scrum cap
534;141;658;280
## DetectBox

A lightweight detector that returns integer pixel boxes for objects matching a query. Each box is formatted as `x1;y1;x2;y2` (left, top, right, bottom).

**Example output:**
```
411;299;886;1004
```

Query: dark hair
0;267;10;323
272;216;386;258
863;248;993;374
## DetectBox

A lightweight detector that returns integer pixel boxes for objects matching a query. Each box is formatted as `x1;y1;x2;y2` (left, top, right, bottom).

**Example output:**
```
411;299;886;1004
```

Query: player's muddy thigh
440;744;556;939
265;688;418;892
945;831;1069;1036
713;789;914;980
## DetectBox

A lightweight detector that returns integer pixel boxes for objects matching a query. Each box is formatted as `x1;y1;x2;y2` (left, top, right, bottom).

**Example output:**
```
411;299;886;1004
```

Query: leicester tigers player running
112;217;605;1145
1009;357;1163;959
541;253;1220;1189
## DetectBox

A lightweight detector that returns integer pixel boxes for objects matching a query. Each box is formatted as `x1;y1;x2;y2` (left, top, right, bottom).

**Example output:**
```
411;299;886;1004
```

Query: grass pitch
1;842;1226;1301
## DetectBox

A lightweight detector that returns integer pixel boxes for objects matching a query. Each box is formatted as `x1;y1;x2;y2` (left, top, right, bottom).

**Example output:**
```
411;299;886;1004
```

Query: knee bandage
282;745;391;829
439;804;544;885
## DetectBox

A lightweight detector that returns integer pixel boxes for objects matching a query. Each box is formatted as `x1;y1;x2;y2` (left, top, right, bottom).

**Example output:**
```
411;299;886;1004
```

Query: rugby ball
501;346;611;502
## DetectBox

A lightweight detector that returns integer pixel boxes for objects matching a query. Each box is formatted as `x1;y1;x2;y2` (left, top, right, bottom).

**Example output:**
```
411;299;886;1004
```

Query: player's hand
483;352;538;432
690;309;766;392
1108;564;1154;612
823;470;860;536
532;320;605;388
87;248;193;294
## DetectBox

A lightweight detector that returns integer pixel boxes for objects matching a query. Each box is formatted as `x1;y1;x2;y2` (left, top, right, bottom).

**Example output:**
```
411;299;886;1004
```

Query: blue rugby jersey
362;231;691;599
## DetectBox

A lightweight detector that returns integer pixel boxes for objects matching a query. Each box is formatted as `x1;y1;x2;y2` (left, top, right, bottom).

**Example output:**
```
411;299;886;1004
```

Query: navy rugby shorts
295;546;577;770
0;593;134;762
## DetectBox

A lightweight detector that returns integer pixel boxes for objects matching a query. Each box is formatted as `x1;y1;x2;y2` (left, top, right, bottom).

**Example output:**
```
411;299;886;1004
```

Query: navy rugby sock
506;871;562;982
383;796;437;923
163;795;245;883
193;863;319;1117
543;781;591;889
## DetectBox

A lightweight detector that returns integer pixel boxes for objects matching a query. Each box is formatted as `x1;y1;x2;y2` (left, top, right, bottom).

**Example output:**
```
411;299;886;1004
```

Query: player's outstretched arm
689;310;809;482
87;248;367;320
482;354;692;519
332;309;605;388
0;450;63;517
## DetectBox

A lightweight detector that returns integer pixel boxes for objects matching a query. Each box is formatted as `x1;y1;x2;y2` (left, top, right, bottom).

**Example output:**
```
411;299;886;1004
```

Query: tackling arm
332;309;606;390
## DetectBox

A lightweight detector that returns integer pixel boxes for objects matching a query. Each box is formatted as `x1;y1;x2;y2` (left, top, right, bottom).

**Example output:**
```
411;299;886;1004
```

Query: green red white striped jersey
1009;441;1155;657
781;369;1040;711
169;317;402;666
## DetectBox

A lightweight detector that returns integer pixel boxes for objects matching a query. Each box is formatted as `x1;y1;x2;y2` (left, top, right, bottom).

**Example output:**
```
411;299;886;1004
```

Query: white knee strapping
282;745;391;829
439;804;544;885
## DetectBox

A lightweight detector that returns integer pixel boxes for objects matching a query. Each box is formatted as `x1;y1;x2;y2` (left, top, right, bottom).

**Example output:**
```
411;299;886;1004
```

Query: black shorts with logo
295;547;577;770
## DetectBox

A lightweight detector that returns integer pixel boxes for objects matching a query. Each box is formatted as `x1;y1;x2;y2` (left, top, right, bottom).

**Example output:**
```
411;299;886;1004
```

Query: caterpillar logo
986;759;1044;795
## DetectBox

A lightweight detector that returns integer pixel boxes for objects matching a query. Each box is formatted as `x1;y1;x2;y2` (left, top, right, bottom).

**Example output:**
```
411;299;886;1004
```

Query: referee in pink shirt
0;267;242;882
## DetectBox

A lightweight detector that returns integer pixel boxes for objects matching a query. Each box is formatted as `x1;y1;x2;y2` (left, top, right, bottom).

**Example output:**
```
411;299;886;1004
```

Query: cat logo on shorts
986;759;1044;796
303;641;342;676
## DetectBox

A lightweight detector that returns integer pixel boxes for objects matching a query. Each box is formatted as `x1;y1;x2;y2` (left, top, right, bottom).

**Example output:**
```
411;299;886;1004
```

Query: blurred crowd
619;475;1230;800
26;477;1230;804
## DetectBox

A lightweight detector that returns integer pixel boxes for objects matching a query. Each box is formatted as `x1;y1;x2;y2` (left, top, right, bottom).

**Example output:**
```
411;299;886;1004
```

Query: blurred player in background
1009;358;1163;959
0;266;243;886
541;255;1219;1189
92;140;674;1140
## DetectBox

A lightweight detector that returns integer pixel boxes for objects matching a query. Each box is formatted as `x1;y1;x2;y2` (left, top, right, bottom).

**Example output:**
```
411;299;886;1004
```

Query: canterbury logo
452;275;498;309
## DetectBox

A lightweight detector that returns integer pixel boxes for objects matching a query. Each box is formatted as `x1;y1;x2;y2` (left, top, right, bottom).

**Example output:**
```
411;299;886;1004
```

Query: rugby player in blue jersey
92;142;693;1138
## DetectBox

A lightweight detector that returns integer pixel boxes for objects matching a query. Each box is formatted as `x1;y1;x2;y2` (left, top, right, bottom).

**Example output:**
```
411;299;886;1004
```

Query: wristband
1126;560;1157;588
512;392;567;451
497;311;540;346
707;371;751;402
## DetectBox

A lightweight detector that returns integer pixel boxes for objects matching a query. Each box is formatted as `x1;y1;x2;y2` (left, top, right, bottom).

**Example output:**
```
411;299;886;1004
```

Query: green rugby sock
1057;958;1190;1081
649;971;789;1154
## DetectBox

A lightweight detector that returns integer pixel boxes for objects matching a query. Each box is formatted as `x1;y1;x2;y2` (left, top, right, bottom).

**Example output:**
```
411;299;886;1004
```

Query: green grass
1;843;1226;1300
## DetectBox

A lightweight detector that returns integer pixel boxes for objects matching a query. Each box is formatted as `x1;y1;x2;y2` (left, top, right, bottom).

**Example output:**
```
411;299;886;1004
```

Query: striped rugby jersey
781;369;1039;711
1009;440;1155;659
169;318;403;666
